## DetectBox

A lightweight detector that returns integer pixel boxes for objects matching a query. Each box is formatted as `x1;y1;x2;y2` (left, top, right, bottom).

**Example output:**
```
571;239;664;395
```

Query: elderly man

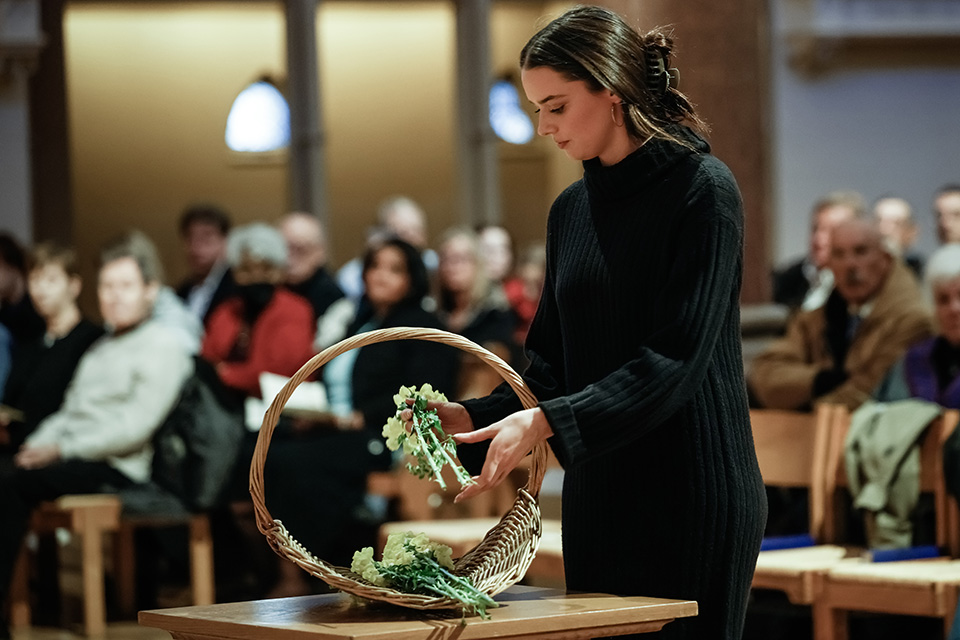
0;232;193;637
278;212;344;320
773;190;865;312
750;218;932;411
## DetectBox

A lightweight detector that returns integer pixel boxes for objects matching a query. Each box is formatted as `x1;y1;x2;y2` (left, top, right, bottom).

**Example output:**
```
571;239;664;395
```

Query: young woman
1;244;103;455
422;6;766;639
262;238;459;597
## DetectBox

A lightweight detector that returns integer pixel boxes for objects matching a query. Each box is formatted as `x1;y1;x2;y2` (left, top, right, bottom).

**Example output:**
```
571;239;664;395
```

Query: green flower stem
423;423;473;487
415;414;448;491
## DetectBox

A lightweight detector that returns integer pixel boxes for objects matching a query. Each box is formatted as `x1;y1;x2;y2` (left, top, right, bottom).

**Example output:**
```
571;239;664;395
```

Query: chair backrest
750;405;836;541
824;405;960;554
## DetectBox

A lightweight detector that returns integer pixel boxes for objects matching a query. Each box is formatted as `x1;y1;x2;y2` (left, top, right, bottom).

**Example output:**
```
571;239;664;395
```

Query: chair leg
812;601;848;640
9;544;32;629
79;523;107;637
189;515;215;606
114;523;137;616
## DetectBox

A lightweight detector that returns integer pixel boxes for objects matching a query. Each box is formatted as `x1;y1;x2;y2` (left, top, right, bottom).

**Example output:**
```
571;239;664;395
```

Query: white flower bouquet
351;531;498;618
381;384;474;491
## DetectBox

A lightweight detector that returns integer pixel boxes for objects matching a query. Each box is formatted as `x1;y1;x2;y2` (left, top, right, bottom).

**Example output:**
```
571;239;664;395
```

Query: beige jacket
749;262;932;411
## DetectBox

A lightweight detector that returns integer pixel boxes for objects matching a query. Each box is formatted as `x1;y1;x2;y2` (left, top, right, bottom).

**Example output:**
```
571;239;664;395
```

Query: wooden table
139;585;697;639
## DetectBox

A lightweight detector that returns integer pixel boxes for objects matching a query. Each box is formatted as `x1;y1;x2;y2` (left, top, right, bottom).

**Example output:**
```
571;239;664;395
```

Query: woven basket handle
249;326;547;536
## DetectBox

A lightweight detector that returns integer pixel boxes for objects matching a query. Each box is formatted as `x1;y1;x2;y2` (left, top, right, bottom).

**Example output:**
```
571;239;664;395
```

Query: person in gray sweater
0;231;192;638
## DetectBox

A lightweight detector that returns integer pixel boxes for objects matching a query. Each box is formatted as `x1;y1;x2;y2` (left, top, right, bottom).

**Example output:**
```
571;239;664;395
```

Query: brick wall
603;0;772;302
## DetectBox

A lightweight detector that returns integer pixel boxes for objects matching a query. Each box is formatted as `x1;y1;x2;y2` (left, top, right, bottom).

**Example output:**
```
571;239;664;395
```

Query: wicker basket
249;326;547;611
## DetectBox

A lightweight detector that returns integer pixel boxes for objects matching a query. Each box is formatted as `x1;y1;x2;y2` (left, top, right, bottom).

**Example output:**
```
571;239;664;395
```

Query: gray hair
226;223;288;268
924;243;960;301
100;229;165;284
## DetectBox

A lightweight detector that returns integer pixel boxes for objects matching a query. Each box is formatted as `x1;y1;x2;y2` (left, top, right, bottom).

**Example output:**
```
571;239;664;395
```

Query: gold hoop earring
611;103;624;127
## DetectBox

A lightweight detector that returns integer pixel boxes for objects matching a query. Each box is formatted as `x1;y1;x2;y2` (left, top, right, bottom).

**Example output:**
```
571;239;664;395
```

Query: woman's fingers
452;427;493;444
455;456;504;503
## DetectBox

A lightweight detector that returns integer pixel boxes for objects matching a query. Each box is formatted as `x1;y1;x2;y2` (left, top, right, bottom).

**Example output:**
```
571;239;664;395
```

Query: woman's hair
226;223;288;269
29;242;80;277
362;237;430;309
520;5;707;146
437;227;491;313
100;230;165;284
924;244;960;304
0;233;27;274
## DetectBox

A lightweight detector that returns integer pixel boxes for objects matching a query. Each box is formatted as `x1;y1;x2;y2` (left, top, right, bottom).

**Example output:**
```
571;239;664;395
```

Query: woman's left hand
452;407;552;503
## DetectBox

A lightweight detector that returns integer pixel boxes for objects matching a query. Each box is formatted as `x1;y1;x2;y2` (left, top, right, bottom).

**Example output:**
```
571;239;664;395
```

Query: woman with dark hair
416;6;765;639
322;237;456;458
263;238;458;597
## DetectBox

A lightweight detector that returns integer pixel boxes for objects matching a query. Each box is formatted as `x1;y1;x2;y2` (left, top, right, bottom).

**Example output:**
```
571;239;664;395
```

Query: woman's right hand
401;400;475;435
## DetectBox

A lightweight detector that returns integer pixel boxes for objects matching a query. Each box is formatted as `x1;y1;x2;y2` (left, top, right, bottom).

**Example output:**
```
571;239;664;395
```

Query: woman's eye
550;106;564;114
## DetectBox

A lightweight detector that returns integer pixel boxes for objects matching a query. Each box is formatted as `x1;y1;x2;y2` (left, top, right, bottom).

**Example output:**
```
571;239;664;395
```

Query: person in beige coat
750;218;932;411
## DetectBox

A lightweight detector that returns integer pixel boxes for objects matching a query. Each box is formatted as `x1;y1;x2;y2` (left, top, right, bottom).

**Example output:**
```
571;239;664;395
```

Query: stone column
455;0;500;226
285;0;328;231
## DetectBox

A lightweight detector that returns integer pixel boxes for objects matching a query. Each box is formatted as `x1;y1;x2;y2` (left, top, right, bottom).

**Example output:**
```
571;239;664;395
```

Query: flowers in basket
351;531;499;618
381;384;474;491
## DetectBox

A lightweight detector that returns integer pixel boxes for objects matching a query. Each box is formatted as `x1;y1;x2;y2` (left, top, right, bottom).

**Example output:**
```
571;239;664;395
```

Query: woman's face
233;254;285;286
364;246;411;309
934;276;960;346
520;65;622;164
439;235;478;294
28;263;80;321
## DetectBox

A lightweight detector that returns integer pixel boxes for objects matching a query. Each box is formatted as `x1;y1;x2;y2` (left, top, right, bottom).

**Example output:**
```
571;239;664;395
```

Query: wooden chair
9;495;122;637
112;511;215;616
750;405;849;605
9;496;215;636
812;407;960;640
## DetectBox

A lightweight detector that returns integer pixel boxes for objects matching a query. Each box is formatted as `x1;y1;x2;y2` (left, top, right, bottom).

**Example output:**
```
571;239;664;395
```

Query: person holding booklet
415;6;766;639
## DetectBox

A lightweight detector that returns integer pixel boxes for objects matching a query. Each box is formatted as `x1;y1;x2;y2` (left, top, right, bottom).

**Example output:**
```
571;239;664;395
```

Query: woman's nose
537;115;555;136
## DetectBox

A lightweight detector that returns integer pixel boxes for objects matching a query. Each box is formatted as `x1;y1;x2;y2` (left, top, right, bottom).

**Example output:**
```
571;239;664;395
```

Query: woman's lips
556;140;569;149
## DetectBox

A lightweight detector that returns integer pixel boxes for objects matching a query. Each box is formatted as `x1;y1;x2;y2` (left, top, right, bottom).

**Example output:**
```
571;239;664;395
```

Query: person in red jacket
202;223;315;400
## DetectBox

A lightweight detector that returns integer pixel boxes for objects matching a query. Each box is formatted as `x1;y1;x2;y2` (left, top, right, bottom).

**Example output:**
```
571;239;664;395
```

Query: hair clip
645;50;679;94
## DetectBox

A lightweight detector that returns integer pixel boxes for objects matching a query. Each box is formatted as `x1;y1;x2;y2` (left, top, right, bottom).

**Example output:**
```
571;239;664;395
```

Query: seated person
750;218;932;411
0;231;193;637
198;224;317;597
874;244;960;406
1;243;103;457
772;190;864;312
504;242;547;348
278;212;344;321
0;233;44;350
435;227;515;400
262;239;458;596
201;223;316;401
175;203;236;325
873;195;923;278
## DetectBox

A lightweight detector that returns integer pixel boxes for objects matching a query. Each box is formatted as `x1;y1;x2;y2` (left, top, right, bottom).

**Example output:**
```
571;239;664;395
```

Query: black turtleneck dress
461;125;767;639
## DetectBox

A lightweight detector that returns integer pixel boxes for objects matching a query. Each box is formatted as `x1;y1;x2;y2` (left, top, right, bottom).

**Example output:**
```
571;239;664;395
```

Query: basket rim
247;326;547;609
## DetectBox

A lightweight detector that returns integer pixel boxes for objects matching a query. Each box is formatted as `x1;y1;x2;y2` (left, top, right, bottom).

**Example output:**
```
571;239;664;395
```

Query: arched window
489;78;533;145
225;77;290;153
